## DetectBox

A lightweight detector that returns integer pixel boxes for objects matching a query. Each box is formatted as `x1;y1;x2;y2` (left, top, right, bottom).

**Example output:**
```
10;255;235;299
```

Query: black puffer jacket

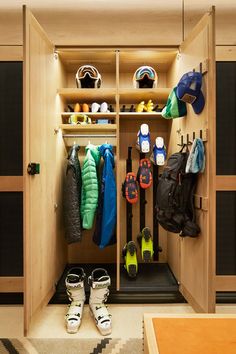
63;144;82;243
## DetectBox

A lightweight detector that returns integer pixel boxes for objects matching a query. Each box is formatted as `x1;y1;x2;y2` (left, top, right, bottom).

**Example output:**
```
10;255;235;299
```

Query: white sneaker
91;102;100;113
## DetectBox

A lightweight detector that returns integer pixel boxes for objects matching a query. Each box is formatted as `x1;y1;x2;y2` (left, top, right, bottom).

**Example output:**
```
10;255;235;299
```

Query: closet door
23;6;61;334
177;7;216;312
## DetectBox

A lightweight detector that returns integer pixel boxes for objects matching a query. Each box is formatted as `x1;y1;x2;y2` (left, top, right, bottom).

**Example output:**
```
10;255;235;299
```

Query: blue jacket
93;144;116;248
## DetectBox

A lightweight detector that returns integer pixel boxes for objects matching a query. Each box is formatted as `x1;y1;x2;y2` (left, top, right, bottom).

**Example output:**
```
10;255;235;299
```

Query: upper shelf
119;88;171;104
58;87;171;104
119;112;163;120
61;112;116;119
57;88;117;103
119;50;178;73
60;124;117;132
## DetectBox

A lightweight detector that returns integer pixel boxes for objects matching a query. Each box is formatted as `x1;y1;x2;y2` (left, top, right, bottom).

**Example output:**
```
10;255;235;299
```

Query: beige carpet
0;338;143;354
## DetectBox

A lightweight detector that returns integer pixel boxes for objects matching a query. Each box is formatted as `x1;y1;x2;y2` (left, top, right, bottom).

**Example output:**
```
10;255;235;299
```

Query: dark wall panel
0;62;23;176
216;62;236;175
0;192;23;276
216;191;236;275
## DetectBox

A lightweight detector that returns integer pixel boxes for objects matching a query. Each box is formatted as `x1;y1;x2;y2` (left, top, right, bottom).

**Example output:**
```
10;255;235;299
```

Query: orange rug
152;318;236;354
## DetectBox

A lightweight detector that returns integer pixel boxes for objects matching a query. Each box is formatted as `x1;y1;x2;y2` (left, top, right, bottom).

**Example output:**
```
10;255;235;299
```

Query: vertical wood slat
116;50;120;290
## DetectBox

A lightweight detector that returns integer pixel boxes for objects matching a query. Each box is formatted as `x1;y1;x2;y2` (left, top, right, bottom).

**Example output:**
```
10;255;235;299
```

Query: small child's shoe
151;137;166;166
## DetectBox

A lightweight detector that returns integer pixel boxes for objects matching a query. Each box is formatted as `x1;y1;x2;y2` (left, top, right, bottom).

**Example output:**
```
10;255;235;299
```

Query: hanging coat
63;144;82;244
81;144;101;229
93;144;116;248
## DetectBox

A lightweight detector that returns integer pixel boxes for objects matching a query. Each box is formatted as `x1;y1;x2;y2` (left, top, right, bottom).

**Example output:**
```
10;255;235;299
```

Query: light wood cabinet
23;6;216;334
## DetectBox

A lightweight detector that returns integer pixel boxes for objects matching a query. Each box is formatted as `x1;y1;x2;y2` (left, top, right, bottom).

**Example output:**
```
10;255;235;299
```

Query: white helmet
76;65;102;88
133;66;158;88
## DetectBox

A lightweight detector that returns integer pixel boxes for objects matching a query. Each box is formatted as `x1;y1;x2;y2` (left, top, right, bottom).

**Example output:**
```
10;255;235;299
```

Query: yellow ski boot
122;241;138;278
137;227;154;262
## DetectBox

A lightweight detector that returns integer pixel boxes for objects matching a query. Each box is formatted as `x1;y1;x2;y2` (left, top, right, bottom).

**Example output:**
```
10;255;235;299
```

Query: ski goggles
134;66;157;81
76;65;102;88
76;65;101;80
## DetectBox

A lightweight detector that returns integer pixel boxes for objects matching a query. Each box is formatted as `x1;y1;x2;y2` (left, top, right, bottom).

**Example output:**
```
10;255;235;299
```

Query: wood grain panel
0;46;23;61
0;277;23;292
215;276;236;291
216;176;236;191
23;6;67;335
0;176;23;191
178;9;216;312
184;2;236;46
216;46;236;61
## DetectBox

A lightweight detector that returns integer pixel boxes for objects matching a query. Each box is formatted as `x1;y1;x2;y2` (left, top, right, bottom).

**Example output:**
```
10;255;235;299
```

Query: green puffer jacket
81;144;101;229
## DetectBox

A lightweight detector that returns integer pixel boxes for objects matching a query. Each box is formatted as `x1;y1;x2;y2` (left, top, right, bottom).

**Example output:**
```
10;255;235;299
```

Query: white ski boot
88;268;112;336
65;267;86;333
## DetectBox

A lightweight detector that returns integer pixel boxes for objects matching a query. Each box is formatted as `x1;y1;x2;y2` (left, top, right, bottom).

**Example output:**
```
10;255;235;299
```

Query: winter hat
161;87;187;119
176;71;205;114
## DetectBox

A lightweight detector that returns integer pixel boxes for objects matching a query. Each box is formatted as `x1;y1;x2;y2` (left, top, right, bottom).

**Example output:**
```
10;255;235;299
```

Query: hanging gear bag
156;145;200;237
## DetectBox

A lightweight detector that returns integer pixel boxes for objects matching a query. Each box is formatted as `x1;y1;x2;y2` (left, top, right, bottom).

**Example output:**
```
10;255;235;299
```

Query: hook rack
194;194;208;211
193;59;208;75
177;128;208;146
63;134;116;138
62;134;117;147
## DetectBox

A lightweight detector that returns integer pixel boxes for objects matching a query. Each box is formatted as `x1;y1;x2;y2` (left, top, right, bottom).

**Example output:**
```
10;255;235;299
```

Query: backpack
156;145;200;237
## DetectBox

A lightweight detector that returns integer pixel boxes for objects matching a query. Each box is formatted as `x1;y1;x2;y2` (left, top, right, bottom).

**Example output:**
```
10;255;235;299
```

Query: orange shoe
137;159;152;189
124;172;138;204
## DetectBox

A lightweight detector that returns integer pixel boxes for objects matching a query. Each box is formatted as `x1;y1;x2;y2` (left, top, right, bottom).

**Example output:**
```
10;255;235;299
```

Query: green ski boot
137;227;154;262
122;241;138;278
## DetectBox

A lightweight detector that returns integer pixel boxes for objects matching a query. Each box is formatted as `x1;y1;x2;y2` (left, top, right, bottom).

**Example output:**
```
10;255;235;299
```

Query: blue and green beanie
161;87;187;119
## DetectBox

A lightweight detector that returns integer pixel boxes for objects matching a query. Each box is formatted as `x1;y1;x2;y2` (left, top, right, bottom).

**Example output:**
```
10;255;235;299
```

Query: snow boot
122;240;138;278
88;268;112;336
151;137;166;166
65;267;86;333
137;227;154;262
136;123;151;153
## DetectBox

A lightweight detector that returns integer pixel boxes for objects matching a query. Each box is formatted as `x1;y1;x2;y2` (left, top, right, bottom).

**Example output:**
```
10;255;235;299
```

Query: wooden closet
23;5;216;334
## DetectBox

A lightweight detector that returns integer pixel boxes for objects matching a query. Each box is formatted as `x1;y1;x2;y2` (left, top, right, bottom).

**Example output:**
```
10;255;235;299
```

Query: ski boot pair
136;100;154;113
73;102;90;113
136;124;166;166
123;227;154;278
65;268;112;336
91;102;109;113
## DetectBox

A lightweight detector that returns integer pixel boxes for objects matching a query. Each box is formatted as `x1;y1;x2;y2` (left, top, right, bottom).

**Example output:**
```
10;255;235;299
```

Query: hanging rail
62;134;116;138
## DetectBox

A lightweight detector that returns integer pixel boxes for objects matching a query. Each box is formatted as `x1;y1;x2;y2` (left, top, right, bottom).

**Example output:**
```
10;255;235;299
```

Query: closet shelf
119;112;163;120
119;88;171;103
61;112;117;118
59;124;117;132
57;88;117;103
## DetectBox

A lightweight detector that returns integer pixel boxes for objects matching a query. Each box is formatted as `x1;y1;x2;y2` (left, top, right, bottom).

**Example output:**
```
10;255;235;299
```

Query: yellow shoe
144;99;154;112
136;101;145;112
